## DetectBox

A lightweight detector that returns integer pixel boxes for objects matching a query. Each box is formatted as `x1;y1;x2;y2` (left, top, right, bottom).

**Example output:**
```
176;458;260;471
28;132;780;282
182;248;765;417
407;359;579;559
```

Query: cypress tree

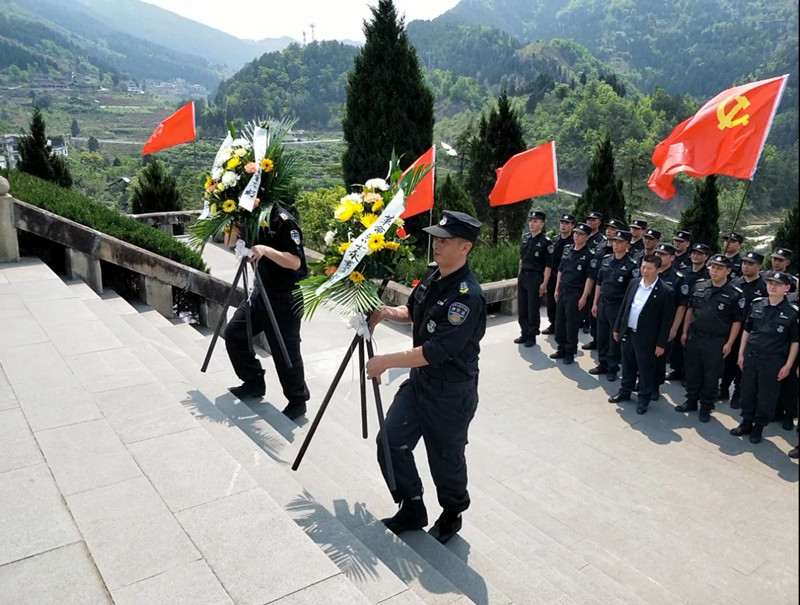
70;118;80;137
341;0;434;188
130;159;181;214
771;198;798;272
17;107;72;188
679;175;721;252
573;133;626;223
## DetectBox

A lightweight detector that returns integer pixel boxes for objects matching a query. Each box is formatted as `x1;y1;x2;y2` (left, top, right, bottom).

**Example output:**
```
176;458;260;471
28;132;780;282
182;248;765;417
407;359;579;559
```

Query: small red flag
400;146;435;219
142;101;196;156
488;141;558;207
648;75;788;200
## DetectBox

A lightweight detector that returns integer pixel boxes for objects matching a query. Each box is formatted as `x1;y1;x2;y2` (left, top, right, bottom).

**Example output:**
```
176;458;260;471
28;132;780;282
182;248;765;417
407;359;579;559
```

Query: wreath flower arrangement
297;153;431;319
189;118;297;248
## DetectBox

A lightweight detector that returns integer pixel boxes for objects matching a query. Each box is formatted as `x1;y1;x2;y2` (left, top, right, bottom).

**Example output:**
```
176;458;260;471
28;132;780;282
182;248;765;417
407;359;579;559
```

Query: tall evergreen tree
341;0;434;188
465;92;527;244
572;133;625;222
679;175;721;252
434;174;476;223
771;198;798;272
130;159;181;214
17;107;72;188
70;118;80;137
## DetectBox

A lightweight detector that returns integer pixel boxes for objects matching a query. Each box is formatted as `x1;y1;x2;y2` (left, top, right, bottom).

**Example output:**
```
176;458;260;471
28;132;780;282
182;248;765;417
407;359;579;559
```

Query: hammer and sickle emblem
717;94;750;130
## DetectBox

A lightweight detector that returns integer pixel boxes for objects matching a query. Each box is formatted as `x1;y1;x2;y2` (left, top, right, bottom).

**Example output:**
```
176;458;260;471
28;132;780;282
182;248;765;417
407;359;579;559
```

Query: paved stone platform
1;252;797;604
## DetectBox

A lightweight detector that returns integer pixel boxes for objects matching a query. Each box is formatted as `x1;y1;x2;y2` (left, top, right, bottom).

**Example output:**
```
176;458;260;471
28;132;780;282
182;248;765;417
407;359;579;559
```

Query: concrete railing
128;210;202;234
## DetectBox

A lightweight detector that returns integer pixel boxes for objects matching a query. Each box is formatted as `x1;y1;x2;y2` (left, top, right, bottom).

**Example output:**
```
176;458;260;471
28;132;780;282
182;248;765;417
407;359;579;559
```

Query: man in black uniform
730;271;799;444
769;249;797;294
653;243;686;397
723;232;745;278
609;254;674;414
672;230;693;272
771;249;799;429
543;213;576;335
629;219;648;260
367;211;485;545
225;203;311;420
641;228;661;259
551;222;597;365
515;210;551;347
598;219;628;259
676;255;743;423
666;243;711;382
720;251;767;408
590;229;637;381
581;211;607;345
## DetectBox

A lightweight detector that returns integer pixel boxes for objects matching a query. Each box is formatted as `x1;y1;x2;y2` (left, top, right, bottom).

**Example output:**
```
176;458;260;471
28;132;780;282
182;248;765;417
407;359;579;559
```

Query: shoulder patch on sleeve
290;229;302;246
738;297;745;309
590;258;598;268
448;302;470;325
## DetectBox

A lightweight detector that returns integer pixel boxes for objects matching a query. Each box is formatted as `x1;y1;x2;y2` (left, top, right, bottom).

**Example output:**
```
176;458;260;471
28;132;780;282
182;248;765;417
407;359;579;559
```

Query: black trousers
684;334;726;408
596;299;622;371
225;291;309;405
720;334;742;391
777;362;799;422
581;289;598;338
619;330;657;406
655;340;674;386
669;338;685;379
517;271;544;338
555;289;582;356
377;369;478;514
546;273;558;324
739;349;784;427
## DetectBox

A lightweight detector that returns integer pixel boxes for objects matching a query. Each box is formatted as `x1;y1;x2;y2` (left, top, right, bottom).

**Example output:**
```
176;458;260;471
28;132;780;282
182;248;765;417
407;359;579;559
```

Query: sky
141;0;461;43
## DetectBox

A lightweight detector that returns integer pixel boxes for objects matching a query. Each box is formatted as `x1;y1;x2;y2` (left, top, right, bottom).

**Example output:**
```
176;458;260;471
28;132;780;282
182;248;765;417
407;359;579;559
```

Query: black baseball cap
607;219;628;231
586;211;603;221
630;219;648;229
655;243;676;255
709;254;732;267
559;213;576;224
573;222;592;236
765;271;792;285
673;230;692;241
723;232;744;243
691;243;711;255
742;251;764;264
644;228;662;240
423;210;482;243
610;230;632;242
529;210;546;220
772;248;793;260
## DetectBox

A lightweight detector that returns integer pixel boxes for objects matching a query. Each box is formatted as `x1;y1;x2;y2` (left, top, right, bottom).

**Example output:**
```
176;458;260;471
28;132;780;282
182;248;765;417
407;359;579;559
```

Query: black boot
730;419;753;436
381;499;428;535
749;424;764;444
428;510;463;544
729;387;741;409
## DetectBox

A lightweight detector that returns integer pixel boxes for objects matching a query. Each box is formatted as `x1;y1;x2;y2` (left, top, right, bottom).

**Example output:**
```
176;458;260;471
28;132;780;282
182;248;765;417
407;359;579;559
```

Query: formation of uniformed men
516;210;799;455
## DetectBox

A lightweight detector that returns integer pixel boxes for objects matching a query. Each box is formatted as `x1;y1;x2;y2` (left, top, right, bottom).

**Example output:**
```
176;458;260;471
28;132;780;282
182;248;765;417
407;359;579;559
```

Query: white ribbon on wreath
238;127;268;212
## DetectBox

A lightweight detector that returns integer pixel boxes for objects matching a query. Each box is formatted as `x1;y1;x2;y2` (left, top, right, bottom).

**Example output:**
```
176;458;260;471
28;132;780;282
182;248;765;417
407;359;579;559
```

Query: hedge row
3;170;208;273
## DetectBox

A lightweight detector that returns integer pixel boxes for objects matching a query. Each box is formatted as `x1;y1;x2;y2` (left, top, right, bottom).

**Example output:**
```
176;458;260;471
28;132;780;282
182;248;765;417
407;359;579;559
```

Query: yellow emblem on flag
717;94;750;130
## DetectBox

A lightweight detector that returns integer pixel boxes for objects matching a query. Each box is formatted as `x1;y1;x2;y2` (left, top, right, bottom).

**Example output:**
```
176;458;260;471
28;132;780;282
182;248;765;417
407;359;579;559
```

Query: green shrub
293;185;346;251
392;241;519;286
3;170;208;273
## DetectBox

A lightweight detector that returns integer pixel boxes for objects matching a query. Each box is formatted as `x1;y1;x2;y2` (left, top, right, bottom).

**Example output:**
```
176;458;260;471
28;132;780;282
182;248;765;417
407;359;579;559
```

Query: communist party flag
488;141;558;207
648;74;788;200
142;101;196;155
400;146;435;219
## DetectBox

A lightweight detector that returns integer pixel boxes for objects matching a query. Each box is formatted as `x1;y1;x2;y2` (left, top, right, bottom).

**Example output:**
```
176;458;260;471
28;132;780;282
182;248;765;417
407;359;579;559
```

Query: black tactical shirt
688;279;744;337
520;231;552;273
408;262;486;382
732;274;767;320
596;254;638;303
255;204;308;292
744;297;799;357
558;244;598;293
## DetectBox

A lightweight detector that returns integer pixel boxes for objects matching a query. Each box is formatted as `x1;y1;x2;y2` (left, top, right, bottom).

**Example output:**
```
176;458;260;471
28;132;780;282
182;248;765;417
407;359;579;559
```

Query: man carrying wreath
366;210;486;545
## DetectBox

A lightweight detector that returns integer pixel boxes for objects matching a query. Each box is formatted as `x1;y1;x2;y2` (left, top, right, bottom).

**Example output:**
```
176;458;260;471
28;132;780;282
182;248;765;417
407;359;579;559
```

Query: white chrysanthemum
212;167;223;180
340;193;362;205
231;138;251;148
221;171;239;187
234;148;248;157
221;147;234;158
324;230;336;246
365;178;389;191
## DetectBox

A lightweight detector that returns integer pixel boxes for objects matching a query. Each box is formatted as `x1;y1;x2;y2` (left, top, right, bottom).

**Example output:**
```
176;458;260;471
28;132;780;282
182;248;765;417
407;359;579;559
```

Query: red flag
142;101;196;155
488;141;558;207
400;146;435;219
648;75;788;200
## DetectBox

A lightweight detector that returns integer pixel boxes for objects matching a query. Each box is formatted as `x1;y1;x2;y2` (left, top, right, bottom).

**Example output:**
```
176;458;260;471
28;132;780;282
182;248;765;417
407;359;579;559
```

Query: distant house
1;134;22;169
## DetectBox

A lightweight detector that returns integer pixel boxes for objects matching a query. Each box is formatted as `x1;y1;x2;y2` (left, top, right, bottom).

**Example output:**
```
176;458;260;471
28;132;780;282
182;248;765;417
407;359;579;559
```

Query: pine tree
70;118;80;137
17;107;72;188
88;136;100;152
341;0;434;188
771;198;798;272
465;92;527;244
573;133;626;223
434;174;476;222
130;159;181;214
679;175;721;252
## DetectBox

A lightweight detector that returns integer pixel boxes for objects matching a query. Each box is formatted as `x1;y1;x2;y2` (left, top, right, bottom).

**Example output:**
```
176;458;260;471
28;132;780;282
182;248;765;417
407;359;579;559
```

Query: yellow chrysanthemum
261;158;274;172
222;199;237;213
367;233;385;253
394;218;405;228
334;204;354;222
338;241;350;254
209;203;218;215
384;241;400;252
204;175;213;189
260;220;269;227
226;156;241;170
349;271;365;284
371;199;384;212
360;213;378;228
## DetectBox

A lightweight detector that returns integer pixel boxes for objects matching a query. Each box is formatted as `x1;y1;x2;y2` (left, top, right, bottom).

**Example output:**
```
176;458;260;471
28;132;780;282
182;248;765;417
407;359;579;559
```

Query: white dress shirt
628;277;658;330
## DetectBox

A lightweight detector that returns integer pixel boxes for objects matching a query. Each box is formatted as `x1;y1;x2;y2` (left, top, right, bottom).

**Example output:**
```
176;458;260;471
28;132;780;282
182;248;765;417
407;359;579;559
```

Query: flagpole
728;179;752;237
426;208;433;263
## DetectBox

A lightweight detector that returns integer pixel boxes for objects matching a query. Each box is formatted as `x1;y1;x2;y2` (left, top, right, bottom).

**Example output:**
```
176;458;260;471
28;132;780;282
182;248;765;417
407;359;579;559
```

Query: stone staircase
1;258;798;605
